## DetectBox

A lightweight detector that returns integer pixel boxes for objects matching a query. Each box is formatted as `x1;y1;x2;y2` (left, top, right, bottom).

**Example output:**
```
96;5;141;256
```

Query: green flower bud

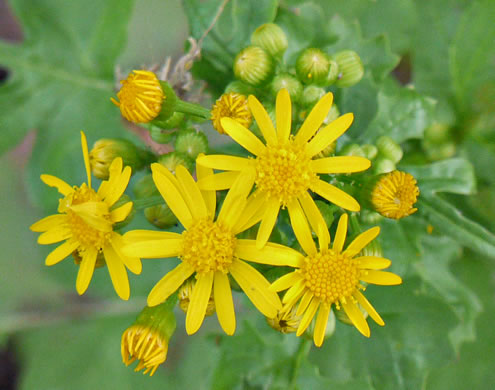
376;136;403;163
152;111;185;130
133;174;158;199
251;23;288;57
334;50;364;88
111;194;135;230
296;48;330;85
174;128;209;160
158;151;194;173
270;73;303;102
326;58;339;85
301;85;326;107
424;140;456;161
359;209;383;225
424;122;450;144
324;104;340;125
359;238;383;258
361;144;378;160
372;157;396;174
89;138;141;180
340;143;365;157
144;204;177;229
234;46;274;86
224;80;256;96
150;126;174;144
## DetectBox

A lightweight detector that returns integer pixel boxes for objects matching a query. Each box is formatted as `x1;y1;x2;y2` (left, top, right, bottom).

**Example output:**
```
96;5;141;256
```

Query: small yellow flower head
371;170;420;219
211;92;252;134
89;138;140;180
178;279;215;317
267;306;301;334
111;70;164;123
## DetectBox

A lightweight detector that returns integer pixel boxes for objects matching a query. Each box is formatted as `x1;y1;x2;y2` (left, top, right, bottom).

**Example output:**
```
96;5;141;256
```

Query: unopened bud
296;48;330;85
372;157;396;174
89;138;141;180
361;144;378;160
225;80;256;96
334;50;364;88
326;58;339;85
270;73;303;102
340;143;366;158
234;46;274;86
144;204;177;229
301;85;326;107
158;152;194;173
376;136;403;163
251;23;288;57
175;128;209;160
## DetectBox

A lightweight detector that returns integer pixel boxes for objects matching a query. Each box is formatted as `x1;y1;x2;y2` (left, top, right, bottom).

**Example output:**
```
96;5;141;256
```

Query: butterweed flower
123;158;299;335
271;213;402;346
267;306;301;334
30;132;141;299
197;89;371;248
111;70;164;123
89;138;140;180
211;92;252;134
370;170;420;219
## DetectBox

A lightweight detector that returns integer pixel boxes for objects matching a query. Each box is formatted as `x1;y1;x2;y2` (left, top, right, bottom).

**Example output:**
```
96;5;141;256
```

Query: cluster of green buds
422;122;456;161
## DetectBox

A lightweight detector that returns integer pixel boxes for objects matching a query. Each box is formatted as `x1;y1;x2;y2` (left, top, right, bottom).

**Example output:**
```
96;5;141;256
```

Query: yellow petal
333;213;348;252
271;271;303;292
310;156;371;174
110;233;142;275
356;256;391;270
344;227;380;257
306;113;354;157
295;92;333;145
311;180;360;212
248;94;277;145
147;262;195;306
255;198;280;249
298;192;329;250
214;271;236;335
354;290;384;326
296;290;314;316
229;259;281;317
175;165;207;219
123;230;181;242
104;165;132;207
360;270;402;285
235;239;304;267
104;244;130;300
80;131;92;188
287;198;317;256
110;201;133;223
197;171;239;191
70;204;113;232
30;214;67;232
282;278;306;308
196;154;216;217
342;300;370;337
122;238;182;259
276;88;292;142
40;174;74;196
233;191;266;233
186;271;214;335
38;225;72;245
45;240;79;266
76;248;97;295
221;117;266;156
296;297;320;336
196;154;251;171
313;303;331;347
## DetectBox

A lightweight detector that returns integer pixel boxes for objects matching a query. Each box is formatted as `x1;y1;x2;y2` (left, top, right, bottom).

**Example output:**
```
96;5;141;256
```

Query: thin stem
289;337;311;389
175;99;211;120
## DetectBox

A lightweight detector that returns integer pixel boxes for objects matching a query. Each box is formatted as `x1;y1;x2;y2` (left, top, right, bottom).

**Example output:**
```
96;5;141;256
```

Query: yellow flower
266;306;301;334
30;132;141;300
197;89;370;248
123;158;299;335
371;170;419;219
271;213;402;346
111;70;164;123
211;92;252;134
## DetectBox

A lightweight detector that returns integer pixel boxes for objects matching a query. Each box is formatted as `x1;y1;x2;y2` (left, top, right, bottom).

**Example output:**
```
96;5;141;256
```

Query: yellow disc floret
255;139;319;206
181;219;236;274
211;92;252;134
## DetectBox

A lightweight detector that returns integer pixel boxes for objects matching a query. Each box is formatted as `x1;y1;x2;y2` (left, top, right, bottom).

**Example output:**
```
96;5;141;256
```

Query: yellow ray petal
298;192;330;250
221;117;266;156
69;204;113;232
271;271;303;292
287;198;317;256
147;262;195;306
76;248;97;295
344;227;380;257
360;270;402;285
296;297;320;336
218;195;247;230
295;92;333;144
123;230;182;242
104;244;130;300
230;259;281;317
282;278;306;307
310;156;371;174
122;238;182;259
311;180;360;212
110;201;133;223
197;171;239;191
276;88;292;142
354;290;384;326
214;271;236;335
104;165;132;207
235;239;304;267
342;300;370;337
110;233;142;275
333;213;348;252
80;131;92;188
314;303;331;347
45;240;79;266
175;165;207;219
256;198;280;249
196;154;251;171
40;174;74;196
196;155;216;217
233;191;266;233
186;271;214;335
306;113;354;157
248;94;277;145
30;214;67;232
356;256;391;270
38;225;72;245
296;290;314;316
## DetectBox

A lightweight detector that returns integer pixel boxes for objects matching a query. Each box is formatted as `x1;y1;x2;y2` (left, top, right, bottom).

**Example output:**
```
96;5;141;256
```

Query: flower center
301;249;361;306
255;140;318;206
181;219;236;274
211;92;252;134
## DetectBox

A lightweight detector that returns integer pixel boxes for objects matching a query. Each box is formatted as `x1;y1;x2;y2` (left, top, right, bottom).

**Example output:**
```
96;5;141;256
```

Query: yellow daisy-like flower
30;132;141;300
123;159;299;335
197;88;371;248
211;92;252;134
271;213;402;346
371;170;420;219
111;70;164;123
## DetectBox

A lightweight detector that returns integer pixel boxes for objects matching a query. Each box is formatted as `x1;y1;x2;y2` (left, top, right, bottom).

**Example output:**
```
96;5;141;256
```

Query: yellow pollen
211;92;252;134
301;249;361;305
180;219;236;274
371;170;420;219
255;139;318;206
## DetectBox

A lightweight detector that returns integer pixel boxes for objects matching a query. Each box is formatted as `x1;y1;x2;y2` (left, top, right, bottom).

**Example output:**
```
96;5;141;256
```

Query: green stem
289;337;311;389
175;99;211;120
133;195;164;210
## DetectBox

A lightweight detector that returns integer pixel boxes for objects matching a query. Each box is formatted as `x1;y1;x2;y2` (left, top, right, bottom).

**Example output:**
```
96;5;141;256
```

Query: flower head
197;89;371;248
211;92;252;134
271;213;402;346
123;157;300;335
89;138;140;180
266;306;301;334
111;70;164;123
371;170;419;219
30;132;141;299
